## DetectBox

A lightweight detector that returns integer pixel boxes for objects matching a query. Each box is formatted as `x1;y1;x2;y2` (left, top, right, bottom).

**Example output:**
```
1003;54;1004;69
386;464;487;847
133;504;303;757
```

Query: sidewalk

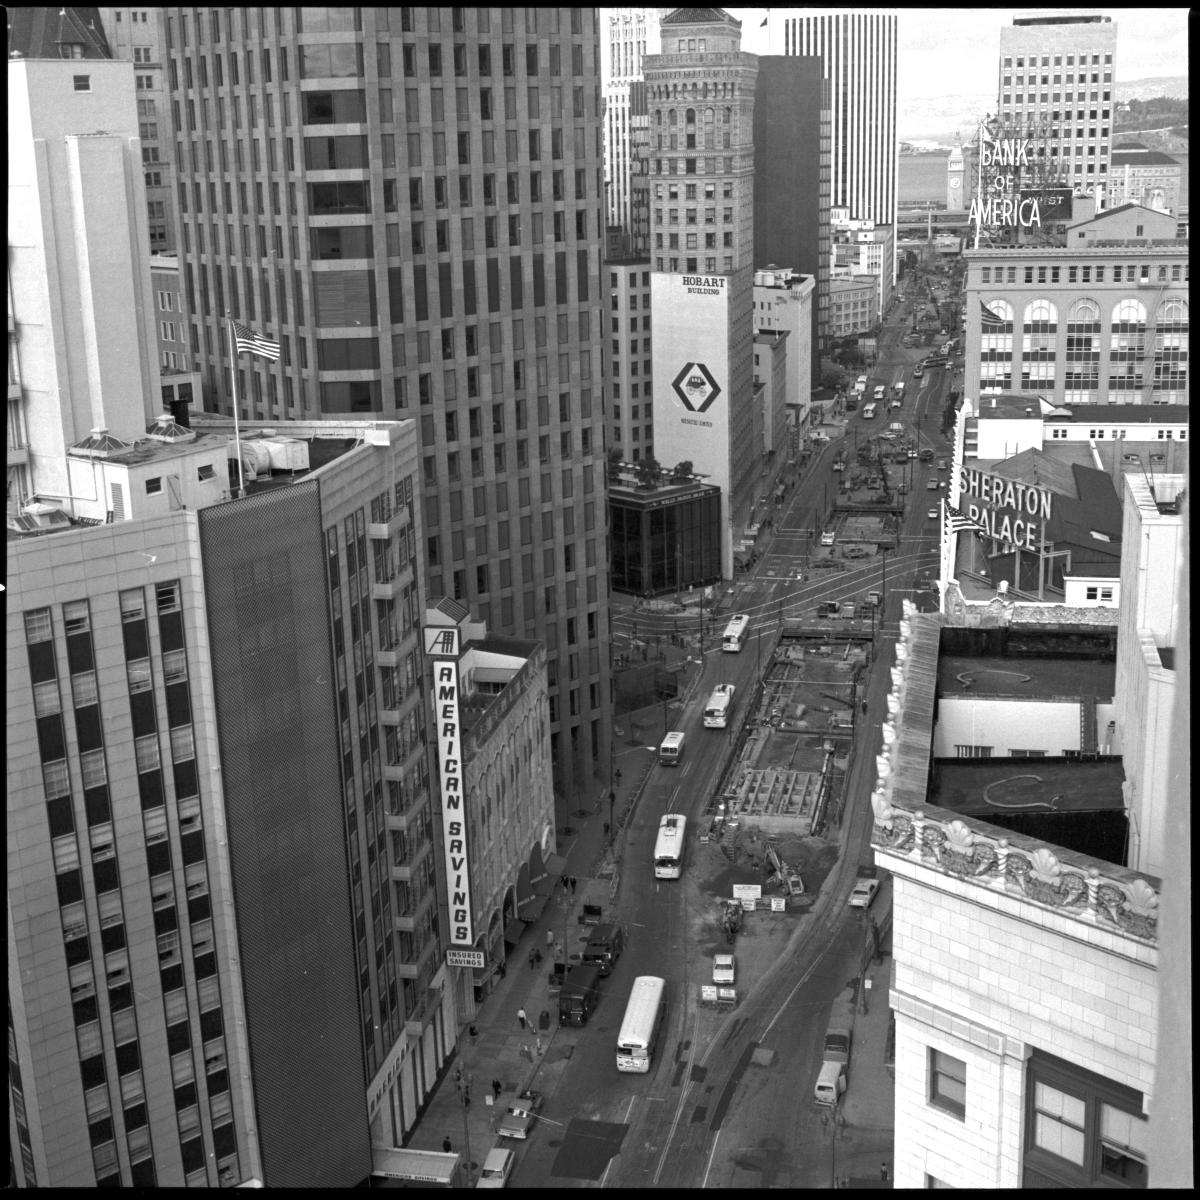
403;667;702;1180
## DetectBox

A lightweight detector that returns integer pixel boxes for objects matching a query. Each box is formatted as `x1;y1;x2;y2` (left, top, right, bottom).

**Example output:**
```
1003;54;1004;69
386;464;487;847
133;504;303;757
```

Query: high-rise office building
95;7;178;253
7;55;163;517
601;6;663;250
162;7;612;788
996;12;1117;201
753;55;831;372
763;7;897;296
645;7;759;578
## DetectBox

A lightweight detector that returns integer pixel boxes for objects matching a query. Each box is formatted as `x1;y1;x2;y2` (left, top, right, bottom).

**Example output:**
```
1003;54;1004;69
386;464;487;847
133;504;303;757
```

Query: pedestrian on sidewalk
546;928;554;949
517;1007;527;1031
881;1162;889;1182
443;1137;452;1153
492;1078;502;1101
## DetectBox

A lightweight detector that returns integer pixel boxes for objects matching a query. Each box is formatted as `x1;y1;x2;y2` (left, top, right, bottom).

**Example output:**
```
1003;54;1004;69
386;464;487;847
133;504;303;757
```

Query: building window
1033;1082;1086;1164
146;477;163;495
73;75;91;92
929;1049;967;1119
954;745;992;758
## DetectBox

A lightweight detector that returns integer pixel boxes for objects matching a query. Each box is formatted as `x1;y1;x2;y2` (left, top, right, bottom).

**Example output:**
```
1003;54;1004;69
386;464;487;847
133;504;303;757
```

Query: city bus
722;613;750;652
653;814;687;879
616;976;668;1074
658;731;686;767
703;683;736;729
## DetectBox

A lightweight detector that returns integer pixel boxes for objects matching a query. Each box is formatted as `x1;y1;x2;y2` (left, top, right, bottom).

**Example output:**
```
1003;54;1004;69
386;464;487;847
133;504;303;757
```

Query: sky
733;7;1190;103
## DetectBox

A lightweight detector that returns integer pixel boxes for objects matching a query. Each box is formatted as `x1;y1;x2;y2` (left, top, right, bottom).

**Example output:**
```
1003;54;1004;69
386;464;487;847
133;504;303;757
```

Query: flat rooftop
931;758;1125;816
937;654;1115;699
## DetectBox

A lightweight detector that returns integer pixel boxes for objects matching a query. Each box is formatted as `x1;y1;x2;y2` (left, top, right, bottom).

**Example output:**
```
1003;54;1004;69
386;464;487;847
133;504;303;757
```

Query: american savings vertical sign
425;626;473;946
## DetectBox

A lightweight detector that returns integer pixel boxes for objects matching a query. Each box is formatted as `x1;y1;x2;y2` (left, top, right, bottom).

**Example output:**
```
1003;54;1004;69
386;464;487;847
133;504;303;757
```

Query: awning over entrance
517;892;549;922
503;917;527;945
371;1146;460;1185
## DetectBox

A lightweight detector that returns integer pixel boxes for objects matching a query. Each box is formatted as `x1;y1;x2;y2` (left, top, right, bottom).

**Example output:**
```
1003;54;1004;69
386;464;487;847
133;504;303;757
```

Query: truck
557;963;603;1026
581;923;626;976
814;989;856;1106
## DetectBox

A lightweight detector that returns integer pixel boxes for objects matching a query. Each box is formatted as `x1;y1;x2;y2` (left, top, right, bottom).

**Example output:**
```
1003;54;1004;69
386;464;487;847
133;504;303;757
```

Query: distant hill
899;76;1188;147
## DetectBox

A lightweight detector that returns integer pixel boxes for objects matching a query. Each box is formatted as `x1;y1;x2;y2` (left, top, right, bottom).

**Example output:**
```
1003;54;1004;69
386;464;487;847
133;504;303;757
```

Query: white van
813;1060;847;1106
872;385;885;401
862;403;877;420
853;375;868;395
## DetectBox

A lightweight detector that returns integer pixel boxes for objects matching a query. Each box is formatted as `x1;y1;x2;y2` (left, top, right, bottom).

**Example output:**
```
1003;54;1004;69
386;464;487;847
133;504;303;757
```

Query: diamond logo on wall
672;362;722;413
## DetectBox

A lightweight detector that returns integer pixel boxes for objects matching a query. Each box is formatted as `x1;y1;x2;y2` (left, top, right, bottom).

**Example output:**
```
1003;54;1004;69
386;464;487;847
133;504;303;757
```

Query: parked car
849;878;880;908
497;1090;545;1140
817;601;840;617
477;1147;516;1188
927;506;940;520
927;479;940;490
918;448;934;462
936;458;949;471
908;448;918;459
712;954;736;985
819;531;836;547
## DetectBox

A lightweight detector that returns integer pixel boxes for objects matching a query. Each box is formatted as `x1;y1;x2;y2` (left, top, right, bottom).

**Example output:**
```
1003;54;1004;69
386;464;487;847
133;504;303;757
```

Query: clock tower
947;145;965;210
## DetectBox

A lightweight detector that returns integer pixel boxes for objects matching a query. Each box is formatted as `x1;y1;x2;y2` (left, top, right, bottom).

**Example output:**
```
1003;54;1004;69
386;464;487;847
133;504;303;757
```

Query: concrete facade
996;12;1117;200
873;604;1160;1188
1111;473;1184;880
8;58;163;505
646;8;758;578
962;215;1189;407
753;267;815;433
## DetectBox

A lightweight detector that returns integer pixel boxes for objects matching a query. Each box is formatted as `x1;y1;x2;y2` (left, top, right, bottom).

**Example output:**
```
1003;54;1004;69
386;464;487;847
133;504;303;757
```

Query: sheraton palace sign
959;466;1053;551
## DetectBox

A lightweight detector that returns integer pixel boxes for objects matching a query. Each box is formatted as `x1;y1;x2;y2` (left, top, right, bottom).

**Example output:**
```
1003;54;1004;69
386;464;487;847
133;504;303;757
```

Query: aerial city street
6;5;1190;1190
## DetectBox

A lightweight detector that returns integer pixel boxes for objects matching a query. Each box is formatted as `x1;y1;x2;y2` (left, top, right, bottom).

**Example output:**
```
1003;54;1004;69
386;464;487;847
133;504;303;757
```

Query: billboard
970;123;1074;235
425;626;474;946
957;465;1052;550
651;273;731;499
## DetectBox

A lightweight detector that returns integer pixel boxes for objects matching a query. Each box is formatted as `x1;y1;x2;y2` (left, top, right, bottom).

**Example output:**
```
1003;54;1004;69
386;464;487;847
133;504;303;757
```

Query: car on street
908;448;918;459
712;954;736;985
927;478;940;490
819;531;836;546
496;1090;545;1140
477;1146;516;1188
927;506;939;520
849;878;880;909
919;448;934;462
817;601;840;617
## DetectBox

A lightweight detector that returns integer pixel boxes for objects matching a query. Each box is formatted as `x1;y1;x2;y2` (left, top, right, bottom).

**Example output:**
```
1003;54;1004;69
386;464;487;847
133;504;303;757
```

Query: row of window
1003;53;1113;68
1002;91;1111;105
980;297;1188;327
980;262;1187;286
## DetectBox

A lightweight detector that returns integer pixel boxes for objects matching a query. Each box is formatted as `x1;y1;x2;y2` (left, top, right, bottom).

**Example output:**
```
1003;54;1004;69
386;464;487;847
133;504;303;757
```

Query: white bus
658;731;686;767
703;683;736;729
653;814;687;879
616;976;667;1073
721;613;750;652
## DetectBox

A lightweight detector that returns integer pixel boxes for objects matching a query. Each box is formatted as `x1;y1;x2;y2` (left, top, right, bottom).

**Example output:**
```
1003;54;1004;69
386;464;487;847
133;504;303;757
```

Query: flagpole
225;314;246;499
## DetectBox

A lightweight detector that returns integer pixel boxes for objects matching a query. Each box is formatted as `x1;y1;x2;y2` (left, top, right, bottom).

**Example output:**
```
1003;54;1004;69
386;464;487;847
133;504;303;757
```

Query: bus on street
653;814;687;879
704;683;736;728
722;613;750;652
658;731;686;767
616;976;667;1073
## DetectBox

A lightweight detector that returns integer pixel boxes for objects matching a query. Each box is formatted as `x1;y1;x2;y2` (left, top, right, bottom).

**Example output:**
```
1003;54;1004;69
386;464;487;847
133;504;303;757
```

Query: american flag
232;320;280;361
980;301;1008;331
945;503;988;536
